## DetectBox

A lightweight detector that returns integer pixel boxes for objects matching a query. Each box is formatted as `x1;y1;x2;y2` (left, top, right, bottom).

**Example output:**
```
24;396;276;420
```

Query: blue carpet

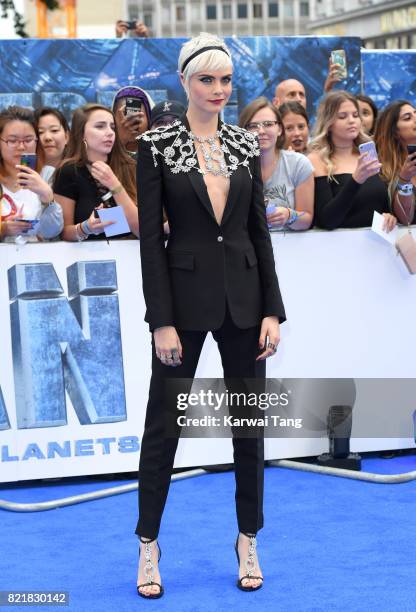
0;457;415;612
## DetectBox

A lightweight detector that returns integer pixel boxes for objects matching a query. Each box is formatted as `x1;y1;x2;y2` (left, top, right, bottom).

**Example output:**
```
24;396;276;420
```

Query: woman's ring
267;342;276;350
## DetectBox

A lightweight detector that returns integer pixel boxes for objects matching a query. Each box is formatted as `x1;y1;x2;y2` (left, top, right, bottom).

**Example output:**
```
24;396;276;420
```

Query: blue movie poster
0;36;362;123
362;49;416;109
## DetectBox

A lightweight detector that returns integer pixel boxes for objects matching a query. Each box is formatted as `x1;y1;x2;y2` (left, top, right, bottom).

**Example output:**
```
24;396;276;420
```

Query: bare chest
332;155;359;175
195;141;230;225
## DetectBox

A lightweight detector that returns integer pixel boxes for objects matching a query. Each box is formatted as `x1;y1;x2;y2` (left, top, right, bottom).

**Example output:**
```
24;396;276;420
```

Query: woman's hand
266;206;290;227
89;161;119;191
15;165;53;203
399;153;416;182
352;154;381;185
1;215;33;237
256;316;280;361
85;205;115;235
154;326;182;367
382;213;397;233
116;105;145;142
324;59;343;93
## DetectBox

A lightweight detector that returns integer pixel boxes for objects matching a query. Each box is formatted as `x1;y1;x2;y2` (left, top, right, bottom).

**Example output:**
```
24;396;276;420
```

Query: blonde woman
308;91;396;231
135;33;285;598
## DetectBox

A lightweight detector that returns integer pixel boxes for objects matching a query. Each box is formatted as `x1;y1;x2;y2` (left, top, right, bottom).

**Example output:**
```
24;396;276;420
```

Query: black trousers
135;306;266;540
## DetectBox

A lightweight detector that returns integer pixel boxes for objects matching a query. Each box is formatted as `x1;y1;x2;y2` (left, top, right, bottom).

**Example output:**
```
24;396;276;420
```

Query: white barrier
0;228;415;483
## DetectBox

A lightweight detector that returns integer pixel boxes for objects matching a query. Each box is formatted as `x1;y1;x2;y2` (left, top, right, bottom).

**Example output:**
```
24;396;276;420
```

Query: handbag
395;187;416;274
396;230;416;274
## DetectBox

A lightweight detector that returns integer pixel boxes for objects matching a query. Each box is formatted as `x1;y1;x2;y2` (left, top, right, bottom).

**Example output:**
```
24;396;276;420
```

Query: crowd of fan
0;59;415;243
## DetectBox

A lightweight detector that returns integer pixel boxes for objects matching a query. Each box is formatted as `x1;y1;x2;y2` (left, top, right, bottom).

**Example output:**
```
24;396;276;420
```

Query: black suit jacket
137;115;286;332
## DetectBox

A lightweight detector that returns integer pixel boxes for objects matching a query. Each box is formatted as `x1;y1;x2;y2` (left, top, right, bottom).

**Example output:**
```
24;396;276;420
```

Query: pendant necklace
191;131;230;178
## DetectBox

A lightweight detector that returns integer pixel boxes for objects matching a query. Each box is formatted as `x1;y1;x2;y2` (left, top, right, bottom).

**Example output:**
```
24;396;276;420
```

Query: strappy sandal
235;533;264;592
137;537;164;599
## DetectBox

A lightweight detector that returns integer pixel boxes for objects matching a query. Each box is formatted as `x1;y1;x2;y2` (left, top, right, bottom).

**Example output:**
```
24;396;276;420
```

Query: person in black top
308;91;396;231
53;103;138;240
135;33;285;598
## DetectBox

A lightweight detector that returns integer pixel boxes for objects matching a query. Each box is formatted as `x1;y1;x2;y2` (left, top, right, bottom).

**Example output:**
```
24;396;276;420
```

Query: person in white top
0;106;63;242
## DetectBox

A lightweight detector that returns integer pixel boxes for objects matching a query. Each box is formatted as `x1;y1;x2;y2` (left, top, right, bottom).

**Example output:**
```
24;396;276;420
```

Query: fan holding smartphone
375;100;416;226
308;91;396;232
0;106;63;243
111;86;155;159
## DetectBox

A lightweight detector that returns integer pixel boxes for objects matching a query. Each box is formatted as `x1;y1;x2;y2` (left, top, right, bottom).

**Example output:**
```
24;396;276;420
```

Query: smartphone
124;97;142;116
331;49;347;79
20;154;37;170
358;141;378;162
127;20;137;30
407;144;416;156
15;219;39;232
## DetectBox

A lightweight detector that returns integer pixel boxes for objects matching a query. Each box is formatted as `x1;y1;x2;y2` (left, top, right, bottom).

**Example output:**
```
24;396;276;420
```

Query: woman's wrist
81;220;93;236
75;223;88;241
285;208;299;226
110;183;124;195
396;182;414;197
38;183;54;204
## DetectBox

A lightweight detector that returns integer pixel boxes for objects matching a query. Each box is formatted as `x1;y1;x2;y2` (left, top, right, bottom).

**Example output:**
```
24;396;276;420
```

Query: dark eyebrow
197;73;232;78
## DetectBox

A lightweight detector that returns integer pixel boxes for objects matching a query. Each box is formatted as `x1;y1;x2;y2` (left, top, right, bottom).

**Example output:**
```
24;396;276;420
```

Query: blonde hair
178;32;232;95
310;91;369;180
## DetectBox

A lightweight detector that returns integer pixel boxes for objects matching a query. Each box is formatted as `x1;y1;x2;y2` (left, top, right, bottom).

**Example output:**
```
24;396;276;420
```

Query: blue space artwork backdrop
0;36;362;124
362;50;416;109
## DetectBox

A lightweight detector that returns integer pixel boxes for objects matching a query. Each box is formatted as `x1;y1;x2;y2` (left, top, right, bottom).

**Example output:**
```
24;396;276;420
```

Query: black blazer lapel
179;113;218;223
187;170;218;223
220;165;244;227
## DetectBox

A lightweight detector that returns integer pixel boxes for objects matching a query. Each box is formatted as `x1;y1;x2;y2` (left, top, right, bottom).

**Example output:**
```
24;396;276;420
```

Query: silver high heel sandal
137;537;164;599
234;533;264;592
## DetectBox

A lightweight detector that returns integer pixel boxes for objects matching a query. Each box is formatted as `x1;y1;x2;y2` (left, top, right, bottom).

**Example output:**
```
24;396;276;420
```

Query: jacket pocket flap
168;251;194;270
245;250;258;268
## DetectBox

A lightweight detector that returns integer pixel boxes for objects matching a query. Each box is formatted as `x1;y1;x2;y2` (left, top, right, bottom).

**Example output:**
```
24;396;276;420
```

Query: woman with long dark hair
135;33;285;598
53;103;138;240
375;100;416;225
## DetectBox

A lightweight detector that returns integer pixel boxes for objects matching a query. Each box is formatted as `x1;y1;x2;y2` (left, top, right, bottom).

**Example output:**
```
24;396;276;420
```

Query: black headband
181;45;230;73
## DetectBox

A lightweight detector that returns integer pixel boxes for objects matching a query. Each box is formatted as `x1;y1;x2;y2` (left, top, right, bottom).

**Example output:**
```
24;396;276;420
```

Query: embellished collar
138;114;260;177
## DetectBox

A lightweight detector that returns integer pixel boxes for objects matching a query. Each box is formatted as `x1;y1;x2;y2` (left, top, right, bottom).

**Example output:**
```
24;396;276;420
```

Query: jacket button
217;236;223;242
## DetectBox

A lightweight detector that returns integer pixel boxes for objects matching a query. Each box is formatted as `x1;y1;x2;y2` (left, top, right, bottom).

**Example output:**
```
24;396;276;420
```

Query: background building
126;0;311;37
308;0;416;49
19;0;312;39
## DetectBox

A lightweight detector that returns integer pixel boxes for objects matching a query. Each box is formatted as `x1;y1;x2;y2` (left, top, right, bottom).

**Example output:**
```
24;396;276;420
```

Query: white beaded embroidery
139;120;259;178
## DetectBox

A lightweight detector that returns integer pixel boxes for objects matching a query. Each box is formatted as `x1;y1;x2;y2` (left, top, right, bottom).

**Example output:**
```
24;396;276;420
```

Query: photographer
115;20;149;38
112;86;154;160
